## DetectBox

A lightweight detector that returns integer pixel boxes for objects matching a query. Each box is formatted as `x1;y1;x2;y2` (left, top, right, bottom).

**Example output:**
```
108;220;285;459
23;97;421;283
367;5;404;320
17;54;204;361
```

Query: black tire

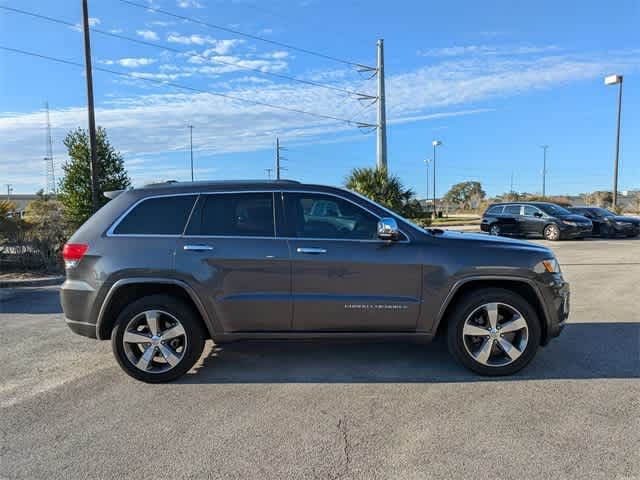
446;288;541;376
543;224;561;241
111;294;206;383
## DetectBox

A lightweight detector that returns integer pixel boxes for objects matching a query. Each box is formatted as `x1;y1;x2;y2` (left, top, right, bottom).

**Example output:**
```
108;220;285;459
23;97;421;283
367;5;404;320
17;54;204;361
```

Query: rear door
175;191;291;333
282;191;422;331
499;204;522;234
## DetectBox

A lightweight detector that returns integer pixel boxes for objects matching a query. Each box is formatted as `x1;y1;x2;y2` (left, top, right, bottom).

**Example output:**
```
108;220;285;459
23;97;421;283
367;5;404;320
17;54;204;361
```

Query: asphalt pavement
1;237;638;479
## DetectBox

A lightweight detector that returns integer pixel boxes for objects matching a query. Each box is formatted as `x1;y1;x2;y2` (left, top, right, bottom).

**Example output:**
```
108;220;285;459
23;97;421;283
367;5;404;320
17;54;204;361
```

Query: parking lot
1;237;638;480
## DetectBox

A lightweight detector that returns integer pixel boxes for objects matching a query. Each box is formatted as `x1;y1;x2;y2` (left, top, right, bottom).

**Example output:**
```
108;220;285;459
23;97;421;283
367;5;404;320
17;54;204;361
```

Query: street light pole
605;74;623;209
424;159;431;206
432;141;442;217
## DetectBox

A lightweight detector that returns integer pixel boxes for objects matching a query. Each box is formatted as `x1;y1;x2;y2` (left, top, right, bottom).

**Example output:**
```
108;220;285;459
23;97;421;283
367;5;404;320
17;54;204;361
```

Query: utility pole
265;168;273;179
540;145;548;197
510;170;514;192
6;184;12;202
275;137;287;179
424;159;431;204
188;125;194;181
81;0;99;212
376;39;387;170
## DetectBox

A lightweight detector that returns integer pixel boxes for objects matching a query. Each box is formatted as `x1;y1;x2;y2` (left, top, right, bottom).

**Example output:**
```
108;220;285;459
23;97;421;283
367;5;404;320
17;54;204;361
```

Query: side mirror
377;217;400;241
534;212;543;218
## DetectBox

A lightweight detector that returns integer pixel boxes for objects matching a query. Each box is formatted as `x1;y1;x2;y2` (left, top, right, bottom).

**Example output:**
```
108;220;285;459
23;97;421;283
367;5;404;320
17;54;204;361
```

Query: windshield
538;204;571;216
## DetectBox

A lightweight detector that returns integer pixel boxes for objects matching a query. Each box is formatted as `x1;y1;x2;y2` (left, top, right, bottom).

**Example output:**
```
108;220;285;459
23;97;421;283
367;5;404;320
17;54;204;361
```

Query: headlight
537;258;561;274
562;220;577;226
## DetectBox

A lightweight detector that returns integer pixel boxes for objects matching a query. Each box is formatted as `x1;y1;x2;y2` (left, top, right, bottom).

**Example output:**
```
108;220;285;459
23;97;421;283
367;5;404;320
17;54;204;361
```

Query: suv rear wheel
447;288;541;376
111;294;205;383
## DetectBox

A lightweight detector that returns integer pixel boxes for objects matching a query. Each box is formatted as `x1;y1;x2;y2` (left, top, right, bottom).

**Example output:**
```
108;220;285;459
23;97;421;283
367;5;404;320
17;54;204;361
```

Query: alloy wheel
122;310;187;374
489;224;501;236
462;302;529;367
544;225;560;241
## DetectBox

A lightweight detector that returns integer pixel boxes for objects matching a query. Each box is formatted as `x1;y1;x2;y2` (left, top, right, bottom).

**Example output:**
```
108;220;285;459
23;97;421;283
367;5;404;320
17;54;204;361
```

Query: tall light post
424;159;431;206
540;145;548;198
432;140;442;217
604;74;623;208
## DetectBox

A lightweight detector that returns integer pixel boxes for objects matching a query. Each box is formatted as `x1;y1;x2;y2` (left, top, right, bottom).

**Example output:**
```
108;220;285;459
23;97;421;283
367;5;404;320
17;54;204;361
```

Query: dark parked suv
567;207;640;238
481;202;592;241
61;180;569;382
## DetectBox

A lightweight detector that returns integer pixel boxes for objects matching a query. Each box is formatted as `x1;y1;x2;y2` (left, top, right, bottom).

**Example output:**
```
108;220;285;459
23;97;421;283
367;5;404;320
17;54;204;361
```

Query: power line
117;0;371;69
0;45;376;128
0;5;370;98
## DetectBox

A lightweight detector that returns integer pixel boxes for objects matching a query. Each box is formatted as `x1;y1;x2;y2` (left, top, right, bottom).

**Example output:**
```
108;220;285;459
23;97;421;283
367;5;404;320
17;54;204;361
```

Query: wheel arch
96;278;214;340
434;277;550;345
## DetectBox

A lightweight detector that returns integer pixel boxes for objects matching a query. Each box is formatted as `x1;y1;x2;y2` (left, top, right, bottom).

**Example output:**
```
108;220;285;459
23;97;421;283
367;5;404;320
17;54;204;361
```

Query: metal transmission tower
44;101;56;194
540;145;549;197
375;39;387;169
275;137;287;179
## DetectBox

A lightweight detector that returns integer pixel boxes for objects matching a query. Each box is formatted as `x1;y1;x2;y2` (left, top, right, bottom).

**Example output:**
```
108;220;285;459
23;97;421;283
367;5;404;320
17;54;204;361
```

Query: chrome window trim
106;188;412;243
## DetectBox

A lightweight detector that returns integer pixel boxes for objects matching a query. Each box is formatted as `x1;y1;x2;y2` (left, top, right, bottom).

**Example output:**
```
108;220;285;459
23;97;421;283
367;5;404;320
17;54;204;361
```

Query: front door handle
297;247;327;254
183;244;214;252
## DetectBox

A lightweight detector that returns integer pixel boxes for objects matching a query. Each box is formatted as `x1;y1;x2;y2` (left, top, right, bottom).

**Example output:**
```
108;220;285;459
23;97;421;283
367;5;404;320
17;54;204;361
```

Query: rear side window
503;205;522;215
197;193;275;237
486;205;503;215
113;195;197;235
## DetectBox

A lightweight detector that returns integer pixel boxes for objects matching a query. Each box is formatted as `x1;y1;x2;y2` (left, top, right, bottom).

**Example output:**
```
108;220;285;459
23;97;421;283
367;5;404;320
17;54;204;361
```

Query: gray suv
61;180;569;382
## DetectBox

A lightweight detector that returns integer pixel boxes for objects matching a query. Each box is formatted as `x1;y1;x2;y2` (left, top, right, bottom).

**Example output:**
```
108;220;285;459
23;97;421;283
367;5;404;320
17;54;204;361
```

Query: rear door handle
183;244;214;252
297;247;327;254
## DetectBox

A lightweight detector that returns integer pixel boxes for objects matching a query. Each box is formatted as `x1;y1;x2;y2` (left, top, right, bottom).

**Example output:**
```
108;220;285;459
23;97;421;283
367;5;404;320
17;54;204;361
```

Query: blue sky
1;0;638;197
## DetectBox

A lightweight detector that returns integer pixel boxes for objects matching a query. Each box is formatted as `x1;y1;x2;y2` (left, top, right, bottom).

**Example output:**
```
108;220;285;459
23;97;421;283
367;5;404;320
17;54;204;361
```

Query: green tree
345;167;426;219
58;127;131;227
443;181;486;210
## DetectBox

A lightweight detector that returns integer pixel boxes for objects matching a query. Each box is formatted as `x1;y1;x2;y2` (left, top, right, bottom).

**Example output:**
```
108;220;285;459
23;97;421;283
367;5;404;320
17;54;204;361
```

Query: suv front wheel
447;288;541;376
111;294;206;383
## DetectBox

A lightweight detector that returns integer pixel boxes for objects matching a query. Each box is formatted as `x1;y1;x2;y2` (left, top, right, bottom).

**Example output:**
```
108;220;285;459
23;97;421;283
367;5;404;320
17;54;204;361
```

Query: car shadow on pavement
180;322;639;383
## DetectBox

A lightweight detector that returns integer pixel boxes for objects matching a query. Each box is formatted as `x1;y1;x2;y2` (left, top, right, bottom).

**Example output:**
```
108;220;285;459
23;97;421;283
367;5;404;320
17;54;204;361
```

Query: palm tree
345;167;420;218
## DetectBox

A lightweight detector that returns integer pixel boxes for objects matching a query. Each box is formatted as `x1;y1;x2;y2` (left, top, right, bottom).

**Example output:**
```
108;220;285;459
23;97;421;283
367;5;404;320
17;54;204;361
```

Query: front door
175;192;291;332
521;205;546;237
283;192;422;331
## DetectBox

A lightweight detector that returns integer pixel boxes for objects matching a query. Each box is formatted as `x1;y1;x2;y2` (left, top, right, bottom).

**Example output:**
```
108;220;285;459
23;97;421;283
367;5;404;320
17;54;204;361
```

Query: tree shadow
180;322;639;384
0;286;62;314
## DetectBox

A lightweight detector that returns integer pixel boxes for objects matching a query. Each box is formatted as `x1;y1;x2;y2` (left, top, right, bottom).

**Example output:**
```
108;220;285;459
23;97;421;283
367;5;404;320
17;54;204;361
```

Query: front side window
523;205;541;217
198;193;275;237
503;205;522;215
486;205;503;215
285;192;379;240
113;195;197;235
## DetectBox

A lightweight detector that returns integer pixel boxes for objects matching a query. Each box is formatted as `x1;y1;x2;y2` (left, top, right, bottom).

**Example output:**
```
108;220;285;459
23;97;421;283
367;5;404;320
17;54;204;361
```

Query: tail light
62;243;89;269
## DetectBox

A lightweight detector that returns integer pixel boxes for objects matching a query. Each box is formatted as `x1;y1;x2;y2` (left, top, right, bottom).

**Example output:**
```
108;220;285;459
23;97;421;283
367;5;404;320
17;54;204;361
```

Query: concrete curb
0;276;64;289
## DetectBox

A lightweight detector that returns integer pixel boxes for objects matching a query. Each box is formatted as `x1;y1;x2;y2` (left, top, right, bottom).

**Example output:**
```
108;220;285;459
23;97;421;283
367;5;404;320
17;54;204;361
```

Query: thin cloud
417;44;560;57
100;58;157;68
137;30;159;41
176;0;204;8
1;50;638;190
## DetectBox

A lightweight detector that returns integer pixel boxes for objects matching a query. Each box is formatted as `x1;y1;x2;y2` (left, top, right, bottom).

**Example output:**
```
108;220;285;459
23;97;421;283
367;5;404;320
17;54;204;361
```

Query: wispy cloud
176;0;204;8
167;33;243;54
100;58;157;68
136;30;159;41
2;50;638;190
417;44;559;57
